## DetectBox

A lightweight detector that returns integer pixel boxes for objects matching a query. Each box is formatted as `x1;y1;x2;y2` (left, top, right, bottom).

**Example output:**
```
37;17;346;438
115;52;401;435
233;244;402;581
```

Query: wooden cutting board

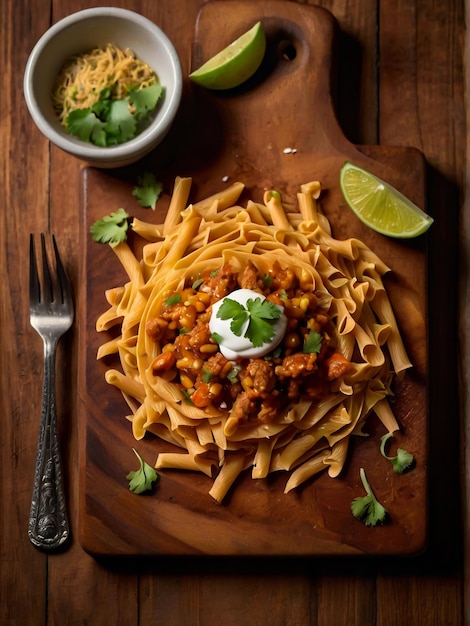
78;0;428;556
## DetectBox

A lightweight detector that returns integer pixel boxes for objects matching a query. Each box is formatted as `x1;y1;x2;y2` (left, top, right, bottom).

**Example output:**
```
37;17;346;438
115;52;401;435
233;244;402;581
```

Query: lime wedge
189;22;266;90
340;161;433;238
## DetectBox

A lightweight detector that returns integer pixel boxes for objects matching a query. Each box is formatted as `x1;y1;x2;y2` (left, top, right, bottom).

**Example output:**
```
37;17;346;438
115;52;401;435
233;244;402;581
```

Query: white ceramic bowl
23;7;183;168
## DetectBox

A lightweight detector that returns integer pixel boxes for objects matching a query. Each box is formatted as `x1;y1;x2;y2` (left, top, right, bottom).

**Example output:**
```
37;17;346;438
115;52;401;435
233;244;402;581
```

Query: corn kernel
307;319;320;331
176;357;192;369
209;383;223;396
200;343;218;354
194;300;207;312
299;296;310;312
197;292;211;304
221;361;233;378
242;376;254;389
180;373;195;389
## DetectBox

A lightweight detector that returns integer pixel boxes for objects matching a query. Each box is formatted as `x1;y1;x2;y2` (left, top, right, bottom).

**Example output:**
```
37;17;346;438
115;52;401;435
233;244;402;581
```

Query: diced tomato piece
191;383;212;408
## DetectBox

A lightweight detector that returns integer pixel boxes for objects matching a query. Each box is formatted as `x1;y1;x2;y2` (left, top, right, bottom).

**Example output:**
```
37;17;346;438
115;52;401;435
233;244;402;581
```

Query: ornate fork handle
28;337;69;550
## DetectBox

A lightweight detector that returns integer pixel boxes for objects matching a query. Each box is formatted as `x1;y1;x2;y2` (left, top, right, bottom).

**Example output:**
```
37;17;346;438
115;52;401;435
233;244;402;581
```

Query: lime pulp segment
189;22;266;90
340;162;433;238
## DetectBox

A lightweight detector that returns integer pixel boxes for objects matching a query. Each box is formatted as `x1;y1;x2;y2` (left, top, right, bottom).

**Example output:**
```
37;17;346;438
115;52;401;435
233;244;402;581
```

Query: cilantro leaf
91;91;112;119
90;208;130;246
230;310;249;336
245;315;277;347
244;297;282;347
380;432;414;474
129;83;164;121
246;297;281;321
132;172;163;209
216;296;282;348
105;99;137;144
67;108;106;144
90;124;108;147
217;298;246;321
217;298;249;336
64;82;163;146
351;468;388;526
303;330;322;354
126;448;158;494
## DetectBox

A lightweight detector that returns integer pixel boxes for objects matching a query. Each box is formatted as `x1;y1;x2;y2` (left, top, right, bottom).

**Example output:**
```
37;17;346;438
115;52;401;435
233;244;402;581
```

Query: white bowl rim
23;7;183;163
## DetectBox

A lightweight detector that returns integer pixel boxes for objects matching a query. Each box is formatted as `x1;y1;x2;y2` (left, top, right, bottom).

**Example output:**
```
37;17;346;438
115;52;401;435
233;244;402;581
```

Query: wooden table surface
0;0;466;624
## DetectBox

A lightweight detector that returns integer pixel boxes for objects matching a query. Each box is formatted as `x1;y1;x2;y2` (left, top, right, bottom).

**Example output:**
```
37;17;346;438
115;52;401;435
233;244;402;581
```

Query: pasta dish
95;177;411;503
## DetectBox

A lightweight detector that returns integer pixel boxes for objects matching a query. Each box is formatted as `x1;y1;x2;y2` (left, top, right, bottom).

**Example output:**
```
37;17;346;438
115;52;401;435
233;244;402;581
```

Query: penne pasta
96;177;413;502
163;176;193;235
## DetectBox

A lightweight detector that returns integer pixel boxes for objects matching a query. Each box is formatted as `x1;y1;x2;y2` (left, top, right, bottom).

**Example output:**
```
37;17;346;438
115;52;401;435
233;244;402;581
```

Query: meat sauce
146;262;351;429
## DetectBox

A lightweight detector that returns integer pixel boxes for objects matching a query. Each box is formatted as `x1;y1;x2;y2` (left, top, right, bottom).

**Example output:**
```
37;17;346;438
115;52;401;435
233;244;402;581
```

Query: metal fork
28;233;74;550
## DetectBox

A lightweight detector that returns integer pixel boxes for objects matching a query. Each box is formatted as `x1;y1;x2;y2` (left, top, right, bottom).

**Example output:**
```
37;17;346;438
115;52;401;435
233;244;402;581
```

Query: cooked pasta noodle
95;177;412;502
53;43;157;123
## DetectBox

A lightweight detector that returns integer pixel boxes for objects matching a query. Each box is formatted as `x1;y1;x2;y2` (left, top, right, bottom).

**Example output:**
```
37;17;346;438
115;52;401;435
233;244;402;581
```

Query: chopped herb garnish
216;296;282;348
132;171;163;209
211;332;223;345
165;294;182;306
90;208;130;246
202;368;215;383
351;468;388;527
180;388;195;405
227;364;241;384
129;84;163;121
126;448;158;494
380;432;415;474
66;83;163;146
303;330;322;354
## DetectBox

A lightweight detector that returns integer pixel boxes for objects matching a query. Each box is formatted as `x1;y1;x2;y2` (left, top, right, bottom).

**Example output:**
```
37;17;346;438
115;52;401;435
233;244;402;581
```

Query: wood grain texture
0;0;465;623
375;2;466;623
0;0;51;624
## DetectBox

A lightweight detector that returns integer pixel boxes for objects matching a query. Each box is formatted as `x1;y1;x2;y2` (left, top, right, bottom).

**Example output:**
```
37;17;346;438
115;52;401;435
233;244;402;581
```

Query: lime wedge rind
340;161;433;239
189;22;266;90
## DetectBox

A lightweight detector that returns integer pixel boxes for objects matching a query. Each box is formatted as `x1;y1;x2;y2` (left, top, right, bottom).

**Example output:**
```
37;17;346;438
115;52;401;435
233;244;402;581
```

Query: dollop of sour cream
209;288;288;361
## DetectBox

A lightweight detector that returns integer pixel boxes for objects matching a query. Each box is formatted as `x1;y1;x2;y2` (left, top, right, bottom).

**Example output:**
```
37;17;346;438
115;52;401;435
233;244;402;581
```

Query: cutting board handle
190;0;359;171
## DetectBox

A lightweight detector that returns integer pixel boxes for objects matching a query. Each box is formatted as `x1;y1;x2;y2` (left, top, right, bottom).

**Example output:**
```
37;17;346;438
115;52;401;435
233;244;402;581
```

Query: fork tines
29;233;72;306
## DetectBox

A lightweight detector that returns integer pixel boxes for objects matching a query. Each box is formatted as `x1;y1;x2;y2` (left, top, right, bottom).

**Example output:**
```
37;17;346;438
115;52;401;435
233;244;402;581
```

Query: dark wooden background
0;0;466;624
